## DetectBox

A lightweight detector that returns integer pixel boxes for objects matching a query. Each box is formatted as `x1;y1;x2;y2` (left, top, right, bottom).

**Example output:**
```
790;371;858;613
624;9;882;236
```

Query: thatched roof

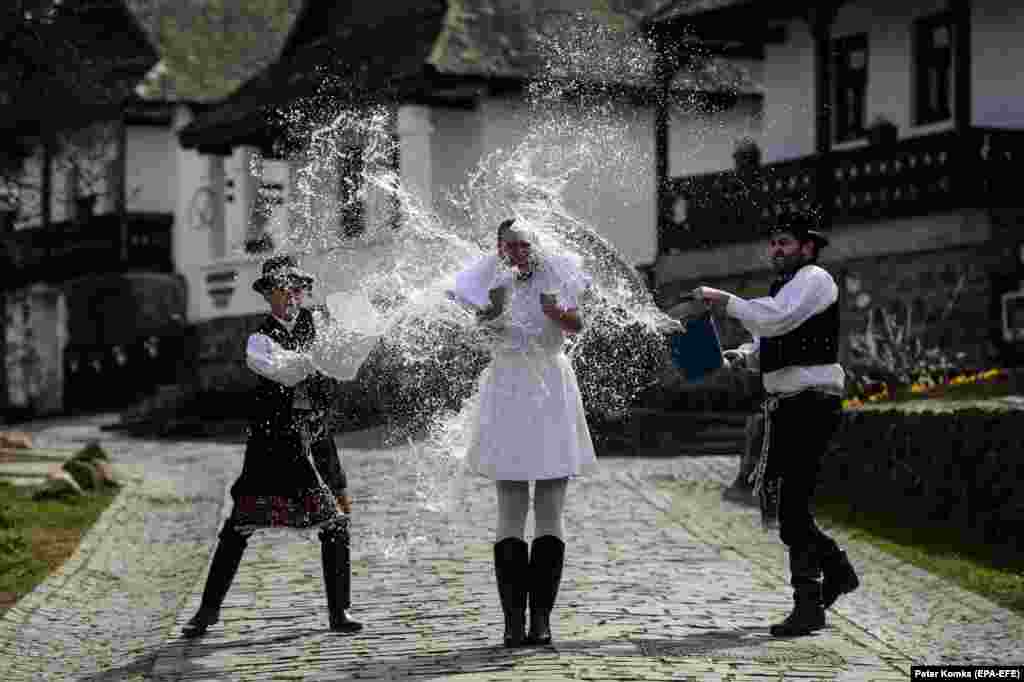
0;0;158;137
178;0;759;153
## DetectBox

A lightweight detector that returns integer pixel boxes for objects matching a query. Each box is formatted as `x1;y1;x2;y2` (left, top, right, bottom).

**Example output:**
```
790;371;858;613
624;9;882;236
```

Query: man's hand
722;349;745;369
336;494;353;515
694;286;731;306
541;300;562;321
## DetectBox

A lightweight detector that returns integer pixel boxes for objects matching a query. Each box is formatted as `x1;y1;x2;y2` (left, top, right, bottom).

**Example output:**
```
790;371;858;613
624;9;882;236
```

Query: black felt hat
769;208;829;248
252;254;315;294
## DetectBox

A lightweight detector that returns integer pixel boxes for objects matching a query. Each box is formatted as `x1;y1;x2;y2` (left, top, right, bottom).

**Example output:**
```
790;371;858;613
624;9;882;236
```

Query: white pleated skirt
465;350;598;481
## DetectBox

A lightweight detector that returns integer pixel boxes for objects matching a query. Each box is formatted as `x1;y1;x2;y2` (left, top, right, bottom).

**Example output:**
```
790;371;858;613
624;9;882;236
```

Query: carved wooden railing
1;212;173;288
660;126;1024;254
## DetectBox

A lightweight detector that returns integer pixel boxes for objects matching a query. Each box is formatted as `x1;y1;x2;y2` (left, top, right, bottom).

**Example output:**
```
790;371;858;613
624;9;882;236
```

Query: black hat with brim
769;209;830;248
252;254;315;294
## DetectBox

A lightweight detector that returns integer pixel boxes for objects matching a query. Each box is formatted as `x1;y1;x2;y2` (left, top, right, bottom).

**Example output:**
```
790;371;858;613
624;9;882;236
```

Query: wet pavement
0;414;1021;681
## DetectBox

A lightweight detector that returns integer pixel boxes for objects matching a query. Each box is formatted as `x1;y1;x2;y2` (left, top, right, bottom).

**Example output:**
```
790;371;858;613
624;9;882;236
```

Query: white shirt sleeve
726;266;838;338
246;333;314;387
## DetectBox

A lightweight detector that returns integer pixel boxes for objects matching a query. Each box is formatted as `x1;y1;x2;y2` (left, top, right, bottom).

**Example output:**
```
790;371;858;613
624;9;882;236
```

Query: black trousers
763;391;842;557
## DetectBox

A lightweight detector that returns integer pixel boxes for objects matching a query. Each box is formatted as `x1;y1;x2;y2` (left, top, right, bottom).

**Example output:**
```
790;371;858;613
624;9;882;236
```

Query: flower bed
842;368;1012;409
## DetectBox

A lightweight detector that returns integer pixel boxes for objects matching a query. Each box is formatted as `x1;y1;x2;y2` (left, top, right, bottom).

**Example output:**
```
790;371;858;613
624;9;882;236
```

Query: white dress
463;261;598;481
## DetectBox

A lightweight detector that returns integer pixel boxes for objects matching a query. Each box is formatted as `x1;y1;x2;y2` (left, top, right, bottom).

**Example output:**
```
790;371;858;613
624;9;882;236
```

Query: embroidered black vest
759;265;839;374
250;308;334;436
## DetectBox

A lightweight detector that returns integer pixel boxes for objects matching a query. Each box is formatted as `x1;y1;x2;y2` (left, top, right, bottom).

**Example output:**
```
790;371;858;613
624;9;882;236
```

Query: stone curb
0;480;133;677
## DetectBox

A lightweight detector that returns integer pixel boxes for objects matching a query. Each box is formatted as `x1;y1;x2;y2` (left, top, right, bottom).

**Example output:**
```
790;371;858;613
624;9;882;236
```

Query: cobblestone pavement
1;417;1022;681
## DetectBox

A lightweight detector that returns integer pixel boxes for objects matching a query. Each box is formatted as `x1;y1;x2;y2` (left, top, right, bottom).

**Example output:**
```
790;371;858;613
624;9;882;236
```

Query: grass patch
814;494;1024;615
0;481;118;614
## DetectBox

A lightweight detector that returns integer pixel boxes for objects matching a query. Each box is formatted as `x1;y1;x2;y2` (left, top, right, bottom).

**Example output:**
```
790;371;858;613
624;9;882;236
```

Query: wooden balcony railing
1;212;174;289
660;126;1024;254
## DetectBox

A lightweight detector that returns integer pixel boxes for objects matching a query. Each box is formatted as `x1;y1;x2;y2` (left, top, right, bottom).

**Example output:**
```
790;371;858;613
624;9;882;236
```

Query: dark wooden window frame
913;12;955;126
832;33;869;144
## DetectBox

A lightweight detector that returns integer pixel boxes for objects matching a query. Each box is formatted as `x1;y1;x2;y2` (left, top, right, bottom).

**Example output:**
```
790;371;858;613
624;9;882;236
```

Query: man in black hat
687;209;859;637
182;254;363;637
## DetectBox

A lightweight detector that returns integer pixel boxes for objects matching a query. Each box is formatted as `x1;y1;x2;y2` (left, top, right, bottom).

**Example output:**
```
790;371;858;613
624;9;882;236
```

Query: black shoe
525;535;564;646
822;550;859;609
494;538;529;647
182;606;220;638
321;521;363;635
329;609;363;633
770;585;825;637
525;607;552;646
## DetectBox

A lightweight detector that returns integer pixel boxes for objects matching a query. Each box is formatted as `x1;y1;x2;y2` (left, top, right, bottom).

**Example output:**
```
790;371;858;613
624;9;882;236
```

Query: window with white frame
913;12;954;126
833;33;869;143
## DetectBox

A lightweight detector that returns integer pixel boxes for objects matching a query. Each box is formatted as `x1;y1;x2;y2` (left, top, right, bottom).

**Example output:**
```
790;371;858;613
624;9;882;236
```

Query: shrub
73;441;109;463
62;459;100;491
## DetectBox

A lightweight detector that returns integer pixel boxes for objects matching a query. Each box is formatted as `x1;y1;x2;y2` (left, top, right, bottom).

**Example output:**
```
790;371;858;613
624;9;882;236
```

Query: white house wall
669;94;762;176
126;125;177;214
972;0;1024;128
430;95;660;267
760;0;1020;164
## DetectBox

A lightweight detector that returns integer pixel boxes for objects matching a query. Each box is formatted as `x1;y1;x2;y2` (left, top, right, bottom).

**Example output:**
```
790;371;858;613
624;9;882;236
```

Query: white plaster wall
473;94;659;266
668;94;762;176
172;105;224;322
126;125;177;214
972;0;1024;128
398;105;435;212
761;19;816;163
760;0;957;163
428;104;484;229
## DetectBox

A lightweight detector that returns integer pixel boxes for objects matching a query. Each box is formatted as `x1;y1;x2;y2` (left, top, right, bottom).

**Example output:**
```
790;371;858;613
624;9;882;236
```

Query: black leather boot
525;535;564;646
182;522;248;638
821;549;859;609
321;520;363;634
770;548;825;637
494;537;529;647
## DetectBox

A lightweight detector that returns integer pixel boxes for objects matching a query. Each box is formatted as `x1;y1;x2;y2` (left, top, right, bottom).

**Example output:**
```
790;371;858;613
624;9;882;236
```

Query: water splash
257;13;724;555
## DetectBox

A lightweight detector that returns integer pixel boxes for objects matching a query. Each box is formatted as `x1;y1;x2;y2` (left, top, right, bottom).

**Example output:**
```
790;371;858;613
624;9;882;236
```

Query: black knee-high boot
494;537;529;647
320;519;363;633
770;547;825;637
526;535;564;646
182;521;249;638
821;548;859;609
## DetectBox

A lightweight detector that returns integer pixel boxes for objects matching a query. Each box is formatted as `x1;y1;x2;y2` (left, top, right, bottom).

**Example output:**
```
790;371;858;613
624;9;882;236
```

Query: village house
174;0;764;399
645;0;1024;378
0;0;186;418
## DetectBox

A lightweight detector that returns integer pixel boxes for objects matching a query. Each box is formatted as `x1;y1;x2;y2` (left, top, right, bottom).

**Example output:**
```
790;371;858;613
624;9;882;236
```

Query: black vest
250;308;334;435
759;265;839;374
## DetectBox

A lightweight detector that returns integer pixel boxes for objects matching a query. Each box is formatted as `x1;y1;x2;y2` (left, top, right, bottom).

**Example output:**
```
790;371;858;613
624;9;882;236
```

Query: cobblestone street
1;416;1022;681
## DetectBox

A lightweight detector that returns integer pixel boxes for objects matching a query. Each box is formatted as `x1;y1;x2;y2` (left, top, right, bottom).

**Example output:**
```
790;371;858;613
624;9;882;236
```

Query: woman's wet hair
497;218;516;239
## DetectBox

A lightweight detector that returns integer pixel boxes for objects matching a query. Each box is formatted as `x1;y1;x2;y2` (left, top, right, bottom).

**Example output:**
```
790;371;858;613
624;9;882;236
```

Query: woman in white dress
456;219;597;647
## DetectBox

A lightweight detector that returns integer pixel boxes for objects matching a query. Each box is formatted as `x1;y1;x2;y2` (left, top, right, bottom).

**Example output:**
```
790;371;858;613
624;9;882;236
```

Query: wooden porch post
807;4;839;229
952;0;972;133
117;112;128;261
653;36;676;272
